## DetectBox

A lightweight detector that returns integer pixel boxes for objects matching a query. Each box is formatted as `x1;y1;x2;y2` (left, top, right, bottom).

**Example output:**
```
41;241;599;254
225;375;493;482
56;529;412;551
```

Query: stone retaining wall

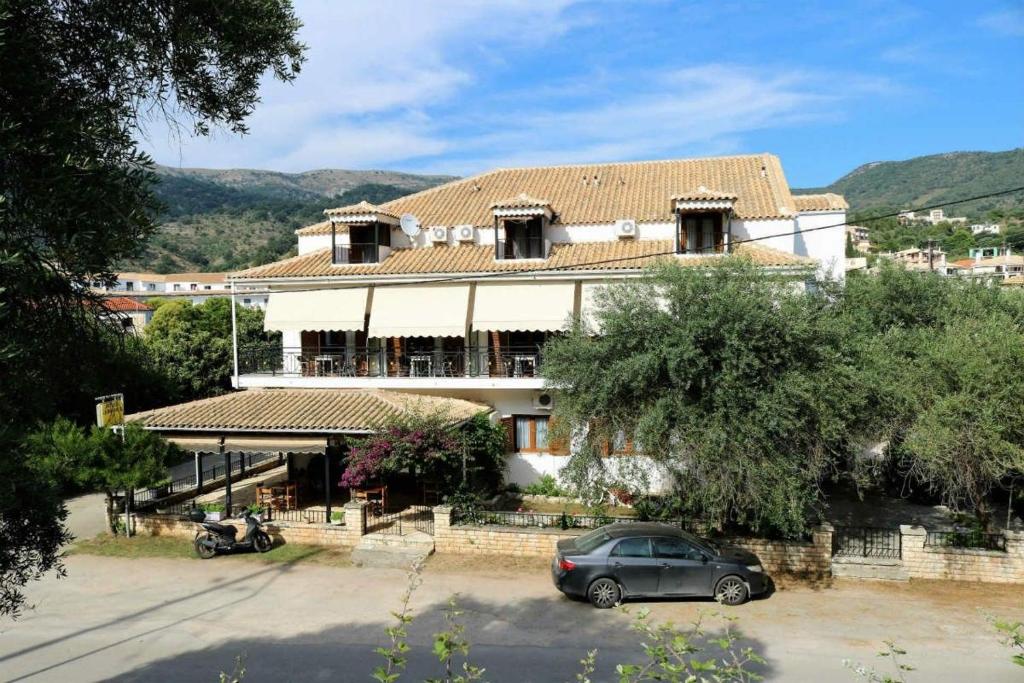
432;506;832;575
900;526;1024;584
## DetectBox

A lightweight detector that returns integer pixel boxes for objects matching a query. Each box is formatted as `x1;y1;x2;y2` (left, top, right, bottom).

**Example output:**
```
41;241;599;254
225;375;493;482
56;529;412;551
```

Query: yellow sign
96;394;124;427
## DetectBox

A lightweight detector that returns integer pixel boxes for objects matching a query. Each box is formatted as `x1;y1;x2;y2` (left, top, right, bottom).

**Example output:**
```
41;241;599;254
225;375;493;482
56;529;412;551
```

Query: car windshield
573;528;612;554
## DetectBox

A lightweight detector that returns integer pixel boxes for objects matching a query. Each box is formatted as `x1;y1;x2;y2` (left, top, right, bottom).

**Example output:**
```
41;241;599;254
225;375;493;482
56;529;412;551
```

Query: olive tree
543;260;862;537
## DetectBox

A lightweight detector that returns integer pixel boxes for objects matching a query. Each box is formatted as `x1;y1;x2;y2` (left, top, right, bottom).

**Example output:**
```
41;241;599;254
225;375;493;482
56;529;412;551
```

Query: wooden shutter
500;416;515;452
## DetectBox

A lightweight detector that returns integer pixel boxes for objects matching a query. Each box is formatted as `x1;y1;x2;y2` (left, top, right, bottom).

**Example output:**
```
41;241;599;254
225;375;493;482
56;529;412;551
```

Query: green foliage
372;567;421;683
201;502;227;513
0;0;304;616
523;474;566;497
143;297;277;401
426;598;486;683
798;148;1024;217
840;264;1024;526
543;260;859;537
843;640;914;683
989;616;1024;668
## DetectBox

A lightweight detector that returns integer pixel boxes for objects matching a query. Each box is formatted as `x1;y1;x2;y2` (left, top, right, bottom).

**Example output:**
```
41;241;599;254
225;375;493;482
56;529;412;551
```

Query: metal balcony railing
333;242;379;264
238;345;544;379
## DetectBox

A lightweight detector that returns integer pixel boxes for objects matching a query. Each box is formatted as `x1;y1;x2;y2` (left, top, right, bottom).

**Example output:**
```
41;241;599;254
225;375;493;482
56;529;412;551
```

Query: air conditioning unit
615;219;637;239
429;226;448;243
532;392;554;410
455;224;475;242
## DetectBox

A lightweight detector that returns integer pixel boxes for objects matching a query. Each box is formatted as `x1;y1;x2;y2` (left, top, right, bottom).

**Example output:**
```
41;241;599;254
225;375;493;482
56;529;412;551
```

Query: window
125;281;134;291
173;284;182;291
611;537;652;558
679;213;724;255
653;537;705;561
146;283;156;291
574;528;612;554
243;298;251;305
190;283;198;291
510;415;567;453
203;285;212;290
500;217;544;259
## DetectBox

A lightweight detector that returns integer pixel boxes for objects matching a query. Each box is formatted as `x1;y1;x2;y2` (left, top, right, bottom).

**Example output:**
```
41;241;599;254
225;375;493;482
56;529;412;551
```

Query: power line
229;184;1024;296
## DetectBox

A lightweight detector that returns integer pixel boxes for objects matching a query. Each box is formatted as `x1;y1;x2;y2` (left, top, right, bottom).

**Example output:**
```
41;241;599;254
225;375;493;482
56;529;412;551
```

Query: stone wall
132;511;359;548
900;526;1024;584
432;506;833;575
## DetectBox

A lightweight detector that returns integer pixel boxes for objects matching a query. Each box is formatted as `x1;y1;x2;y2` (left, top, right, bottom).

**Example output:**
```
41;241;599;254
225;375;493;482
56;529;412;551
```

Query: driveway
0;553;1021;682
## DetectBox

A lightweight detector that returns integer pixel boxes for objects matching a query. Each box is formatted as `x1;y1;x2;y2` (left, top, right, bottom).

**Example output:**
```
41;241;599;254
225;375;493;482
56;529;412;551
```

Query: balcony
237;344;546;389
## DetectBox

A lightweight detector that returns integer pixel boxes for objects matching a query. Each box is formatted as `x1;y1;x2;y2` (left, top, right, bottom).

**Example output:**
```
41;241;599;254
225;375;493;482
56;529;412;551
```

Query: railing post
239;451;246;478
221;438;232;513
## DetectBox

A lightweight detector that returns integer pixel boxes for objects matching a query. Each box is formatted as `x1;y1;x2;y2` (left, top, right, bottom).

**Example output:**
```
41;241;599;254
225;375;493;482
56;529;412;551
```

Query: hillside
126;167;455;273
797;148;1024;217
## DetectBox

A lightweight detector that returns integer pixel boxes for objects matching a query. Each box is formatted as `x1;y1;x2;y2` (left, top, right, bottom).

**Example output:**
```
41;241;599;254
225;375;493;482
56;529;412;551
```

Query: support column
433;505;453;552
195;451;204;493
324;451;333;521
221;437;232;513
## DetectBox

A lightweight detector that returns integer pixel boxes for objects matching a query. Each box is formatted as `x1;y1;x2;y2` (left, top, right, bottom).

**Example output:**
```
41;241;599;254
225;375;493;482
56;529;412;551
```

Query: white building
970;223;1001;236
190;153;845;488
95;272;267;309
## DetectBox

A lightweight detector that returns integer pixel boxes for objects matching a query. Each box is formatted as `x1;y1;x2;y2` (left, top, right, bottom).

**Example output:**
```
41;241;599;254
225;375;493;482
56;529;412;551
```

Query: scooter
189;508;273;558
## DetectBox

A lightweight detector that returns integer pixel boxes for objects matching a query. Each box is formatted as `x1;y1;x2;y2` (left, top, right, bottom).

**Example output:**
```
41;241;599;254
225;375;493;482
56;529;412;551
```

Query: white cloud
141;2;896;175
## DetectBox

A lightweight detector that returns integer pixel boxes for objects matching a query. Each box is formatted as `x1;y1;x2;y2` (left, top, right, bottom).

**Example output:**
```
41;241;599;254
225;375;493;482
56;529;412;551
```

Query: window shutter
500;416;515;452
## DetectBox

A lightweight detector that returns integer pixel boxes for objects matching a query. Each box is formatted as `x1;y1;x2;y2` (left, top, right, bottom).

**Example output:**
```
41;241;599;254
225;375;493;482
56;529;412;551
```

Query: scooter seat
204;522;237;538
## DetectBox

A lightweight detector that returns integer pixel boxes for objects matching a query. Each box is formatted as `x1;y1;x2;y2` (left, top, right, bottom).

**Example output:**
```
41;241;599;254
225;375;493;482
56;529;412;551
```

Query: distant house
887;247;947;271
845;225;871;252
897;208;967;226
93;271;268;309
98;296;153;334
970;223;1001;236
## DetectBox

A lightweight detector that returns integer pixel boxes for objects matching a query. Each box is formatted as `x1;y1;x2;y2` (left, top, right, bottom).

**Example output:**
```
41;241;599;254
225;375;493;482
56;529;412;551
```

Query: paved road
1;553;1022;682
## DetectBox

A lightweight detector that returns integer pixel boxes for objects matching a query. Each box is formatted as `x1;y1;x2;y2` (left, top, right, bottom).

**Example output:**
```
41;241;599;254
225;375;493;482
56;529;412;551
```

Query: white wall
732;218;795;255
795;211;846;282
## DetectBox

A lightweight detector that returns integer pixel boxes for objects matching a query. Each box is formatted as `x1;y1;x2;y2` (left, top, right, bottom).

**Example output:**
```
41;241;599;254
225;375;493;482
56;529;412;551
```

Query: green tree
143;298;276;401
941;229;975;259
0;0;304;615
542;261;861;537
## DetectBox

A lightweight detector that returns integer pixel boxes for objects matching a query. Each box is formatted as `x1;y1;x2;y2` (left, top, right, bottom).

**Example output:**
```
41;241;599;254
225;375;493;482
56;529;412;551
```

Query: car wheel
715;576;749;606
588;578;620;609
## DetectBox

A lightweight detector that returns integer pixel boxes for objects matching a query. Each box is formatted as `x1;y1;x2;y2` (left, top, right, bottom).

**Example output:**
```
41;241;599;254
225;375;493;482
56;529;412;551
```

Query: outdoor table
513;354;537;377
257;481;298;511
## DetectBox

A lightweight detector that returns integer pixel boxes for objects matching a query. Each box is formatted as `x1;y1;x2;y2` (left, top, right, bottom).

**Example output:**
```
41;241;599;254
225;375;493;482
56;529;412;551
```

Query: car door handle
612;562;622;568
659;563;670;569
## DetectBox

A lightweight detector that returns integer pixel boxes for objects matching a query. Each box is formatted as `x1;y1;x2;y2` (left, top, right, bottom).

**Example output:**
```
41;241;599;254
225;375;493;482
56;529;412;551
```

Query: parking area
1;550;1022;682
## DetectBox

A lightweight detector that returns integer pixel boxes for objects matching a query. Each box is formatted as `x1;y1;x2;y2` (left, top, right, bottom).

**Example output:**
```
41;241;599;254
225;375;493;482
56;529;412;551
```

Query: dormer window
324;201;399;265
671;188;736;255
499;217;544;259
491;193;552;261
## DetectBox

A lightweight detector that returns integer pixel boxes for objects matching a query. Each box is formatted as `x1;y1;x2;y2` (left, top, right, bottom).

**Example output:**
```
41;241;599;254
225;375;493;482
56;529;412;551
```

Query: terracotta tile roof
302;154;802;235
231;241;812;280
491;192;551;209
126;389;491;433
296;220;335;236
101;296;152;312
792;193;849;212
323;200;400;221
671;187;738;201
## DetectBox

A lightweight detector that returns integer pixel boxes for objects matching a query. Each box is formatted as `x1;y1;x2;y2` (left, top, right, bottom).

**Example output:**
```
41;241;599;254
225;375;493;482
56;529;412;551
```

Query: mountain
796;148;1024;218
126;166;456;273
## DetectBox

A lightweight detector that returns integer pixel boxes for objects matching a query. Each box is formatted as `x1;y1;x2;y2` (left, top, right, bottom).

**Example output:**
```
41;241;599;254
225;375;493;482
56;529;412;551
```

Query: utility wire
229;184;1024;295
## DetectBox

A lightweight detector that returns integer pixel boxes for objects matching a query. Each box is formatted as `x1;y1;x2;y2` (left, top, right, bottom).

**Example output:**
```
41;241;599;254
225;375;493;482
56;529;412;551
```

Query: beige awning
368;284;470;338
168;436;328;453
263;288;369;332
471;282;576;332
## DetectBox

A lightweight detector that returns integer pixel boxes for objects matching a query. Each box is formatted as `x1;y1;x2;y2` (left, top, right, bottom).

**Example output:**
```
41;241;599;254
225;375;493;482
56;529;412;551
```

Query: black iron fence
134;451;285;510
832;526;902;559
366;508;405;535
238;344;544;379
925;529;1007;552
453;508;629;530
264;508;333;525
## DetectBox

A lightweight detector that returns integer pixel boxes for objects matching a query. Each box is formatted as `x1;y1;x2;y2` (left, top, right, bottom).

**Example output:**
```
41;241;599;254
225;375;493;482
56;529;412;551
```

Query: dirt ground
3;548;1022;682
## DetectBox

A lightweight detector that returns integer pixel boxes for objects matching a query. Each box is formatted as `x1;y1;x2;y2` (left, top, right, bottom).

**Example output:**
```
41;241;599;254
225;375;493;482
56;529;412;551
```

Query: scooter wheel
254;532;273;553
194;534;217;559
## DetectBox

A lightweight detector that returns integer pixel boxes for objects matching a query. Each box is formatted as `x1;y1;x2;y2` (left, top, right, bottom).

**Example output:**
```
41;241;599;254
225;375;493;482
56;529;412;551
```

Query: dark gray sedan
551;522;768;608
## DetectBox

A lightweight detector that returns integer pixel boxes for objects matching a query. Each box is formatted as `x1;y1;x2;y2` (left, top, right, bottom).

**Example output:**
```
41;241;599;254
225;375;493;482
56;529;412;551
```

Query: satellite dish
400;213;420;238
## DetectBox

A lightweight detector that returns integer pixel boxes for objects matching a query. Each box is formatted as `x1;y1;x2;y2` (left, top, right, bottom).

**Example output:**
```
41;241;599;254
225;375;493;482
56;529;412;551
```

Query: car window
574;529;611;554
653;537;705;561
611;537;652;558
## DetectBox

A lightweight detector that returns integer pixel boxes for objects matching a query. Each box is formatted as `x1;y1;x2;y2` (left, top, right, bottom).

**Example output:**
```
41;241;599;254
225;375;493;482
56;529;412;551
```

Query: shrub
523;474;565;497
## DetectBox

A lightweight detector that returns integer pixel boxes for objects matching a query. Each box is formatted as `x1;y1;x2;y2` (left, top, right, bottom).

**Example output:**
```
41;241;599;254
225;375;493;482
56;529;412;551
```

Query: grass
70;534;352;568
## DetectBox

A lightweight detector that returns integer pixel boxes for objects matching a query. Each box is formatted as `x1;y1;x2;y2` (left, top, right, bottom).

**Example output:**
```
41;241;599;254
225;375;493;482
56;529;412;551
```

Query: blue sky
141;0;1024;187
